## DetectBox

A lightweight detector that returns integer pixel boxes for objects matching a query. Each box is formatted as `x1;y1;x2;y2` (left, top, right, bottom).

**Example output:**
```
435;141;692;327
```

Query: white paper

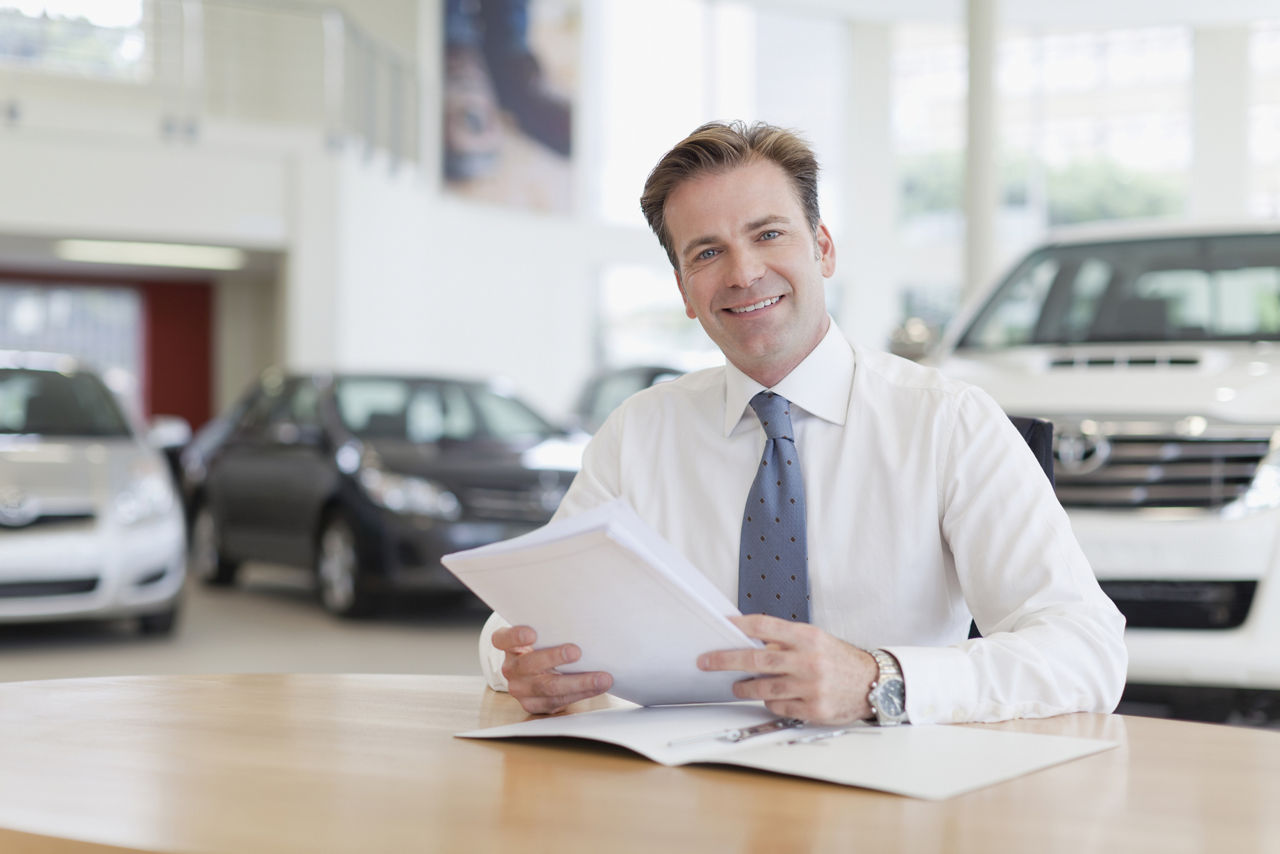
457;704;1118;800
441;500;763;706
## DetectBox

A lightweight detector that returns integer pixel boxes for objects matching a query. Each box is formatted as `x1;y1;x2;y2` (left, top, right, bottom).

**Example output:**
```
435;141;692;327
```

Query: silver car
0;351;185;633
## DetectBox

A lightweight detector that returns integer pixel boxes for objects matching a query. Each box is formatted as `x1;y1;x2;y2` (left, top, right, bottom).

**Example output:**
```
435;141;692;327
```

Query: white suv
928;221;1280;718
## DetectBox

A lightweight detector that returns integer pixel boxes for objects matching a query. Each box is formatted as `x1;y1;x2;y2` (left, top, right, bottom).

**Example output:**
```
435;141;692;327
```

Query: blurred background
2;0;1280;725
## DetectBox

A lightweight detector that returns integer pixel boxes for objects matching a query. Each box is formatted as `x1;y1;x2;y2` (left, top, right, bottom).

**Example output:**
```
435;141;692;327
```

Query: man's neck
732;316;830;389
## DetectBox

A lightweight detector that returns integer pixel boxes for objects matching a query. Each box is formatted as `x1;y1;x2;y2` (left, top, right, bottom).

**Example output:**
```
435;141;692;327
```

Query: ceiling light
54;239;246;271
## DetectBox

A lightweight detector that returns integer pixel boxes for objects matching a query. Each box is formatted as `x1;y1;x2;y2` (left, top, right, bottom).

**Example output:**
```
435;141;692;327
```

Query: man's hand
697;615;878;724
491;625;613;715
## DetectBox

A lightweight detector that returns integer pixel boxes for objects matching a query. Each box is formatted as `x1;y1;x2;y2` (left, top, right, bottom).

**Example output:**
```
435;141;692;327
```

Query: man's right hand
491;625;613;714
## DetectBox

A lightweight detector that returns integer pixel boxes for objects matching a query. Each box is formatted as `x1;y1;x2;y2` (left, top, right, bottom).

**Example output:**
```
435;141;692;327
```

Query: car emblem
1054;431;1111;476
0;488;40;528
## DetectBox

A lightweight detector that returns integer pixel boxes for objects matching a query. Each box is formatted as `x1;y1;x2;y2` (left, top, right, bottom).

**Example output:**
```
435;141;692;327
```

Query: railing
0;0;420;167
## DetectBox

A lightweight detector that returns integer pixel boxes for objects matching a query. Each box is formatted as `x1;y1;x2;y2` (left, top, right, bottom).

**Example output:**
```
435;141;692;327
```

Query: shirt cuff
881;644;979;725
478;611;511;692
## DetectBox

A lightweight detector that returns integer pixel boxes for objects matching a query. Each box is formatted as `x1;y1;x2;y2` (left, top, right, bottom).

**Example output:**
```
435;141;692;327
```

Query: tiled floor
0;563;491;684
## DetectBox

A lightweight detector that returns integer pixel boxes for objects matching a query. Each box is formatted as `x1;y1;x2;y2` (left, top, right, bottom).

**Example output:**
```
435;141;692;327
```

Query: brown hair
639;120;822;270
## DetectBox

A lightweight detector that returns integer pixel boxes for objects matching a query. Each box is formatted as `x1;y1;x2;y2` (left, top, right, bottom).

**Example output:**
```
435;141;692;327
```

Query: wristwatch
867;649;909;726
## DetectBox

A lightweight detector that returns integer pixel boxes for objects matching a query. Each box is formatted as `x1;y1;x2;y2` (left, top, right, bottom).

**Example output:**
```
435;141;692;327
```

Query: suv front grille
1054;433;1271;510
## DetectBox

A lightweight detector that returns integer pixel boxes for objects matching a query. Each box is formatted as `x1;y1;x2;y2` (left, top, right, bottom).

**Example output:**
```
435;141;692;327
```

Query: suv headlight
1237;437;1280;514
358;466;462;520
115;461;177;526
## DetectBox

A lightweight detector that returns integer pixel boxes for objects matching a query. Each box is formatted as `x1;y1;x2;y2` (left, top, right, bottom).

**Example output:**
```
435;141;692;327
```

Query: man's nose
724;248;765;289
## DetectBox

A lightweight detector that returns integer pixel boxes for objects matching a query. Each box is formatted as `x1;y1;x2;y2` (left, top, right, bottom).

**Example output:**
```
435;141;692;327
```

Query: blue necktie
738;391;809;622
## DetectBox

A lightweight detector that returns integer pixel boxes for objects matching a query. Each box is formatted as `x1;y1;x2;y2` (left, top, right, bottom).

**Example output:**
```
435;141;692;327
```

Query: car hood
0;436;156;513
364;434;585;484
930;342;1280;423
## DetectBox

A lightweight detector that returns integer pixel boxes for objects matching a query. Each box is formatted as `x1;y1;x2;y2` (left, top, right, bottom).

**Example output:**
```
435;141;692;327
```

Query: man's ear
675;269;697;319
815;221;837;278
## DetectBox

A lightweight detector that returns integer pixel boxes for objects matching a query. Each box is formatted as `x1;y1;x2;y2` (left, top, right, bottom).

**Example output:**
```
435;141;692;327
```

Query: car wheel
316;513;374;618
189;503;239;586
138;605;179;636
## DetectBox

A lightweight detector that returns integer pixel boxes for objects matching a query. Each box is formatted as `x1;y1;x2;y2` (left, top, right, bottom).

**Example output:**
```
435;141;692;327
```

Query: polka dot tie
738;391;809;622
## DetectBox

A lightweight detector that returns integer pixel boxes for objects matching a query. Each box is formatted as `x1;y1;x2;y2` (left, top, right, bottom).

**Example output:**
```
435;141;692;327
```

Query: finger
492;625;537;652
698;646;794;675
729;614;815;647
731;674;803;702
514;672;613;714
502;643;582;680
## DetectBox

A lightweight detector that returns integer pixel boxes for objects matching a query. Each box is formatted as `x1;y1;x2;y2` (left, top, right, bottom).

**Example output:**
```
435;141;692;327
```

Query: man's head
640;121;822;271
640;121;835;388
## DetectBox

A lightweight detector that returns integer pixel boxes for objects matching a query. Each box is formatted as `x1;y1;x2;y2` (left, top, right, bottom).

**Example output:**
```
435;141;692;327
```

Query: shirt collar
722;318;854;437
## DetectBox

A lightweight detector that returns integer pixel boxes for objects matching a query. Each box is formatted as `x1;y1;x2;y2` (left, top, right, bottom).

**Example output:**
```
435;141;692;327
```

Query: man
481;121;1126;725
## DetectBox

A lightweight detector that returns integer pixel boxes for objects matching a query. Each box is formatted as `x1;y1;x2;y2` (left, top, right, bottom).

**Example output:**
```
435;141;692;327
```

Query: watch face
873;679;906;719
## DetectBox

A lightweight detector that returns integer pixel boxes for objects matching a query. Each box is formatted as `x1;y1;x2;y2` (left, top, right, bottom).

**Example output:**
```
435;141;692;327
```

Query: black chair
1008;415;1054;485
968;416;1056;639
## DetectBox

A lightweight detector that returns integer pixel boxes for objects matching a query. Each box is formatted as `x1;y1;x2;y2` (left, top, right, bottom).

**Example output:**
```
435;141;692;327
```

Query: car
0;351;186;633
186;370;585;617
570;365;684;433
926;220;1280;719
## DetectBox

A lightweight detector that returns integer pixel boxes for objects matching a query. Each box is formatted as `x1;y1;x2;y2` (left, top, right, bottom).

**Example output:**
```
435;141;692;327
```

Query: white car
0;351;185;633
928;221;1280;719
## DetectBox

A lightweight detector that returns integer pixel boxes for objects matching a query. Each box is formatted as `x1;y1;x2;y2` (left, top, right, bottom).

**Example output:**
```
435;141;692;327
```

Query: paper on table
441;499;762;706
458;704;1118;800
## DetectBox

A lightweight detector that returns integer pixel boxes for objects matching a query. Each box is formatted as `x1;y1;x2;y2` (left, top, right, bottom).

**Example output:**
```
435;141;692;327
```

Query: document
441;499;763;706
458;703;1118;800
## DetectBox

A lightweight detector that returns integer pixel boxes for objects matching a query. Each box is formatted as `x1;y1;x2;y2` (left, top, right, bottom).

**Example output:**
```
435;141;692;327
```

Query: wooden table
0;674;1277;854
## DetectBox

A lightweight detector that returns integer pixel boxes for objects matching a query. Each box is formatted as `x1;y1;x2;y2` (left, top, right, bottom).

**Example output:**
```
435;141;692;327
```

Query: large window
893;24;1193;332
0;0;148;81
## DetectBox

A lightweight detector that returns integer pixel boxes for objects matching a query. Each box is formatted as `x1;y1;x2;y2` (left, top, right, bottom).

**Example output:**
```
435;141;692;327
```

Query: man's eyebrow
679;215;793;259
744;214;791;232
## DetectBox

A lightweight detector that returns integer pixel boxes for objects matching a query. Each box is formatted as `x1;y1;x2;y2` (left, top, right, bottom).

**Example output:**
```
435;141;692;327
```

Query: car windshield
957;233;1280;348
0;368;131;437
334;378;556;443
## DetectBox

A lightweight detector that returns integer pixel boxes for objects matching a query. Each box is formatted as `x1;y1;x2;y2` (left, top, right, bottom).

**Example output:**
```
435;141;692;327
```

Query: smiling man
481;121;1126;726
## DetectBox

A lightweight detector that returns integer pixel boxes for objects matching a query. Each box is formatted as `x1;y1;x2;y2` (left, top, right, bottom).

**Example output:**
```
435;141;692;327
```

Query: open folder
441;499;761;706
458;703;1118;800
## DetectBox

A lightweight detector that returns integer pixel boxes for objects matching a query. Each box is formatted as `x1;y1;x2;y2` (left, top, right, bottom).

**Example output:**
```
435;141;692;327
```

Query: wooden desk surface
0;674;1277;854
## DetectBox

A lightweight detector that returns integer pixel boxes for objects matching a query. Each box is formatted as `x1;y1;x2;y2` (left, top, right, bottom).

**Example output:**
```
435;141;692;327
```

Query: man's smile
726;296;782;314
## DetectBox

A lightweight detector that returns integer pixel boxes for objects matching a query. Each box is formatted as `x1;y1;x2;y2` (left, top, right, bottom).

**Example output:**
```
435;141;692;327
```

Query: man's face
665;158;835;387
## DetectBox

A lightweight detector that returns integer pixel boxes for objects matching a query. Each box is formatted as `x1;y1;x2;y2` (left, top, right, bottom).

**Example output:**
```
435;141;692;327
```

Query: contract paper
458;703;1118;800
441;499;763;706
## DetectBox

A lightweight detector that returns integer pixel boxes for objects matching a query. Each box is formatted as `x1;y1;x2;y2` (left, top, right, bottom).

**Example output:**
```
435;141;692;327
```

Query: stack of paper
441;499;762;706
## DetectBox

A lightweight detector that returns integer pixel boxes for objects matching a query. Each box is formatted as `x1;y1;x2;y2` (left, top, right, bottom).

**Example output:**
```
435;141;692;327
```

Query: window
959;234;1280;348
469;386;554;442
0;0;149;81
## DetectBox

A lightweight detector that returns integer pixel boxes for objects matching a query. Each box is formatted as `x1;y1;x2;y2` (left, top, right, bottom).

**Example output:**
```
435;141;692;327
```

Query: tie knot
749;391;794;440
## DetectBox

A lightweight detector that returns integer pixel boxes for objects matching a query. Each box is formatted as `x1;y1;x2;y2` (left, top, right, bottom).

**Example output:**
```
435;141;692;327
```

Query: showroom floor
0;564;491;684
2;567;1276;730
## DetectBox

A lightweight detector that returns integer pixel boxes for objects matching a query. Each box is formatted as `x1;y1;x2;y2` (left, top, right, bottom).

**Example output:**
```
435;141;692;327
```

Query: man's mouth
727;296;781;314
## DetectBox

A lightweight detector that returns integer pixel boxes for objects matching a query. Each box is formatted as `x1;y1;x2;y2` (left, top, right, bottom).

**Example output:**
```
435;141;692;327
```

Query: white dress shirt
479;321;1127;724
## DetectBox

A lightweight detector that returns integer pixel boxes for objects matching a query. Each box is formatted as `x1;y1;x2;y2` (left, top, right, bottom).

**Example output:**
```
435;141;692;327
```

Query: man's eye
696;248;719;261
760;230;781;241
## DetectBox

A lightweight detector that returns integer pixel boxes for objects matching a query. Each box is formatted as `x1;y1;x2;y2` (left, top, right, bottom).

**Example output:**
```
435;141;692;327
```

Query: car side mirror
148;415;192;450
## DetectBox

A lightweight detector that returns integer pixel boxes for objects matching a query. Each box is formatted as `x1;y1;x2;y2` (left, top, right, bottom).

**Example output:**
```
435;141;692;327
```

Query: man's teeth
729;297;781;314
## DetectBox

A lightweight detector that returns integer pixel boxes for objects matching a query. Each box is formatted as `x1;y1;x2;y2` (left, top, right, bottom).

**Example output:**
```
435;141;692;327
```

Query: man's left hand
697;615;879;724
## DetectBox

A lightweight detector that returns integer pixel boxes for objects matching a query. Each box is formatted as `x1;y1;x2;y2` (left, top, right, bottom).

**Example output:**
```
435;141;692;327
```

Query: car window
469;386;555;441
959;234;1280;347
335;378;478;442
0;368;131;437
280;379;321;427
961;255;1059;348
236;375;289;434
